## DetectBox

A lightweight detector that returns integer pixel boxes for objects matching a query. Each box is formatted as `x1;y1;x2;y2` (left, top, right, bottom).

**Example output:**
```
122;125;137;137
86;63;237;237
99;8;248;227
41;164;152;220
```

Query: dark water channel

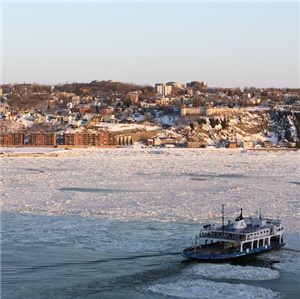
2;243;299;299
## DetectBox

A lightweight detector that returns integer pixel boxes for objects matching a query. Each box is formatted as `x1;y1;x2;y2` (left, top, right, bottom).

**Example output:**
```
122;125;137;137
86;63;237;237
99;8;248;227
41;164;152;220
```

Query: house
226;142;237;148
153;138;162;146
281;140;296;148
163;144;175;148
100;106;114;116
126;92;139;105
184;141;207;148
264;141;274;148
249;97;261;105
242;141;253;149
160;138;176;146
146;139;153;146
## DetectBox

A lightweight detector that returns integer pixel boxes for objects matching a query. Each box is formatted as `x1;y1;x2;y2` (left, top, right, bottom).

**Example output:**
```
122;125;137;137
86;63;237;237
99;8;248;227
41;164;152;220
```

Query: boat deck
184;243;230;255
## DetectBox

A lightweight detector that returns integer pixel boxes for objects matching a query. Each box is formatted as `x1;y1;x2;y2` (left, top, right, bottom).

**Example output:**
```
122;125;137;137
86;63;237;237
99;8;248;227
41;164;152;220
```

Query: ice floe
146;279;280;299
184;264;280;280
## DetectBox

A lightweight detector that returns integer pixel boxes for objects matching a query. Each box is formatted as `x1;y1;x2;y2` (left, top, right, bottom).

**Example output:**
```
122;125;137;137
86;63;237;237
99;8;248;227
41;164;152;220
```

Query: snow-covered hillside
1;108;299;147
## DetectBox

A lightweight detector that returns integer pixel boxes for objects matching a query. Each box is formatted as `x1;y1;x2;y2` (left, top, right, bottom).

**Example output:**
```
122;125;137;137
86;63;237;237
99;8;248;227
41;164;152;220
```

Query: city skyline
2;1;299;88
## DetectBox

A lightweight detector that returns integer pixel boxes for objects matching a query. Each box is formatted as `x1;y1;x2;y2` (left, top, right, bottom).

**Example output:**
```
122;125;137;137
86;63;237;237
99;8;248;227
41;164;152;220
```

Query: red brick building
0;133;24;146
63;133;117;146
28;133;56;146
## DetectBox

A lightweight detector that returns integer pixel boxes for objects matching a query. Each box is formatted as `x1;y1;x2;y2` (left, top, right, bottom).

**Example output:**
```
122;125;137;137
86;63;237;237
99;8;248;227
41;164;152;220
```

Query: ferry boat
181;206;285;261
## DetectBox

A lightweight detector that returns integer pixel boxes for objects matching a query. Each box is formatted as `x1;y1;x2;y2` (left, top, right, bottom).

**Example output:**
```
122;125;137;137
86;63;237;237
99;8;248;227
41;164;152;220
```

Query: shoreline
0;146;298;158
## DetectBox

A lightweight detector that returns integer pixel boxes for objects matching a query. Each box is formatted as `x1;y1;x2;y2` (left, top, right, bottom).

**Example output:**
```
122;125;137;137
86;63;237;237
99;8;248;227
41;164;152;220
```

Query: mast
222;204;225;237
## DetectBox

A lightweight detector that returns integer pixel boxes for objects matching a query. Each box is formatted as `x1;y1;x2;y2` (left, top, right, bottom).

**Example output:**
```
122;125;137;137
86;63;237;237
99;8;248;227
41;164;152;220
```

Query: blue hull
181;242;285;261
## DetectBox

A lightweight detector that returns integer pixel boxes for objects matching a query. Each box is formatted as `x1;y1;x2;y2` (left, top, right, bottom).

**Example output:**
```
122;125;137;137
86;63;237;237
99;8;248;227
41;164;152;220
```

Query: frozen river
1;148;300;298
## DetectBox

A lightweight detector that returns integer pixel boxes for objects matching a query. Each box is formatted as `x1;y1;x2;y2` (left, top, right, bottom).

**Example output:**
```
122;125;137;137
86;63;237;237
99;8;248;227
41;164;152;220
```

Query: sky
1;1;299;88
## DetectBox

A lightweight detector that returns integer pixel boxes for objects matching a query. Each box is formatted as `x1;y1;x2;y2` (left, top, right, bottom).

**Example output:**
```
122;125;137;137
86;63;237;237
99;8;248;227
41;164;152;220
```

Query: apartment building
0;133;24;146
28;133;56;146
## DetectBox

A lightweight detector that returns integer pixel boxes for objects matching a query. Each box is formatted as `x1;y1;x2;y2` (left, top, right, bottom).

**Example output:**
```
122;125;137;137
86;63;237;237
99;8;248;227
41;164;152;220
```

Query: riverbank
0;146;298;158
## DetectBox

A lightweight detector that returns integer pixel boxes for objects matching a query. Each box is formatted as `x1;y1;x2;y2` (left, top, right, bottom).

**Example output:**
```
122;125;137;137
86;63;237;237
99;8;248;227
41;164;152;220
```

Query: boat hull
181;242;285;261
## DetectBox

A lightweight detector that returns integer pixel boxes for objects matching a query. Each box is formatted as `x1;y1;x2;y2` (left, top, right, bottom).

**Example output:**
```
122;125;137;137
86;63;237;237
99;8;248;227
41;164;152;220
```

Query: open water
2;212;300;299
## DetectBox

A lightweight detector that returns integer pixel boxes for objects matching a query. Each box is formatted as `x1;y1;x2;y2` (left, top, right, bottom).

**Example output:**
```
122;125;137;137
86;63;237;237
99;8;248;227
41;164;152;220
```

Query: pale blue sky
1;1;299;88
